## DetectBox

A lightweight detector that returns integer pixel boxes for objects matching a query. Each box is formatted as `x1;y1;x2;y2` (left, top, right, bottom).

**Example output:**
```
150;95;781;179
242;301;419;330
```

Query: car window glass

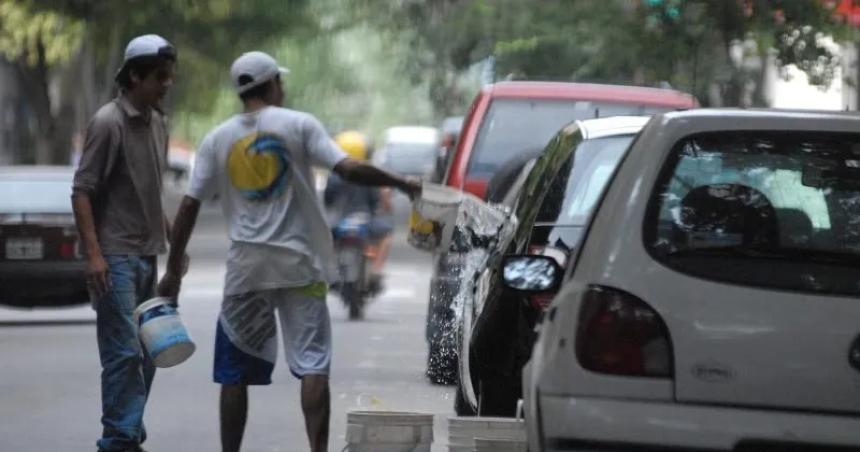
536;135;634;225
467;99;668;179
646;131;860;296
0;179;73;213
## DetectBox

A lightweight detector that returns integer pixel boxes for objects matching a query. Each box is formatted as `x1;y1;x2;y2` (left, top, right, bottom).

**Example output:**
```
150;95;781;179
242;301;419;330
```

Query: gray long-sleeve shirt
72;96;168;256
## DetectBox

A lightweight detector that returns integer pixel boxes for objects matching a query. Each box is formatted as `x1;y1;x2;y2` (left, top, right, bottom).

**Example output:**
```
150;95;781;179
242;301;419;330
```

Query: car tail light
59;242;76;259
576;286;673;378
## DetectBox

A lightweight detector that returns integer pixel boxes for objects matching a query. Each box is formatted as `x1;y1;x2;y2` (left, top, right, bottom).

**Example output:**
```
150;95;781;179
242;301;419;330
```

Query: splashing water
423;192;517;383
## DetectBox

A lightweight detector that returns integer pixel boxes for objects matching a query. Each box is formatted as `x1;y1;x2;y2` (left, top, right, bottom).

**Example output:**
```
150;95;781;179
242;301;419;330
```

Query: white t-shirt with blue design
188;106;347;295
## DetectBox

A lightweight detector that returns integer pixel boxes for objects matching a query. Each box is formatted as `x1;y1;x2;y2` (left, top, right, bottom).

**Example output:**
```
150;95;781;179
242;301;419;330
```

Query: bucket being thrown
408;183;463;252
345;410;434;452
133;297;196;368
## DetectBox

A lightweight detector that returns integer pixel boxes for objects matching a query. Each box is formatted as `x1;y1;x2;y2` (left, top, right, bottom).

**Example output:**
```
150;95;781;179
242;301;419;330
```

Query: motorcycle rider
324;130;393;293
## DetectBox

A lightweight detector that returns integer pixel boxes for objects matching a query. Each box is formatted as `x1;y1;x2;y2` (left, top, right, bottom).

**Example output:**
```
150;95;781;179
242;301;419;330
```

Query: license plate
5;237;44;260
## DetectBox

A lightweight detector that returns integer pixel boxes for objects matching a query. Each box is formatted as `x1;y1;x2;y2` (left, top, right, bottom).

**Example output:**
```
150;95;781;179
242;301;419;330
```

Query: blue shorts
213;283;331;385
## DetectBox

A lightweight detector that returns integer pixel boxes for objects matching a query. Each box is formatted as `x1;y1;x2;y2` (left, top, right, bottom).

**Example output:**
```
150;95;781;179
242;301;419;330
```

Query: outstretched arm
157;195;201;301
333;158;421;198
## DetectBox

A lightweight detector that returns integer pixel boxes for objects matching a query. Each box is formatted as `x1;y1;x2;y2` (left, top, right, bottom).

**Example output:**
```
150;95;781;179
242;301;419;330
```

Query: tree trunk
15;65;54;164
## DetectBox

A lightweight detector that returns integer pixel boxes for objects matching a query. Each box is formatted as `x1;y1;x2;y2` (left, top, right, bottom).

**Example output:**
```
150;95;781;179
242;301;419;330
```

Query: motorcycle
331;212;376;320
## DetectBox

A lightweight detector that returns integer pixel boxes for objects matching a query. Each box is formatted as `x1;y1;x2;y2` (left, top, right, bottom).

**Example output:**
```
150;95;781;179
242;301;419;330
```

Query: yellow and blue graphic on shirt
227;132;290;201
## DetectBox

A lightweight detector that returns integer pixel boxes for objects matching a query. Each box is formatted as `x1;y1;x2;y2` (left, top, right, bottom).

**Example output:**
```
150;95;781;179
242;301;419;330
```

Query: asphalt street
0;187;455;451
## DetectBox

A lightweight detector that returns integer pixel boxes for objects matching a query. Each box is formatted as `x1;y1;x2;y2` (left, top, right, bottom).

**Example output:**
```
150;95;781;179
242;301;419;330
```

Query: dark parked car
454;116;649;415
426;81;698;384
0;166;87;307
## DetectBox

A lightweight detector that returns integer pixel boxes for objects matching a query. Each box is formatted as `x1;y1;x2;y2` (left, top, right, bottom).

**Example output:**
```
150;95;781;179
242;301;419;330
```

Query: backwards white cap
230;51;289;94
116;34;176;79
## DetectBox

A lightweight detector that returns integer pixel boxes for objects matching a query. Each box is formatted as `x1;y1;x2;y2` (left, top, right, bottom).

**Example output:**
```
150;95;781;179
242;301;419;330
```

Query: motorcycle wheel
343;282;364;320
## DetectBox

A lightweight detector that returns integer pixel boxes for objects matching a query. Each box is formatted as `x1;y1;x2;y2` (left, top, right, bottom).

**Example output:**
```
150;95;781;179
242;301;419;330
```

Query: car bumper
536;395;860;451
0;260;88;306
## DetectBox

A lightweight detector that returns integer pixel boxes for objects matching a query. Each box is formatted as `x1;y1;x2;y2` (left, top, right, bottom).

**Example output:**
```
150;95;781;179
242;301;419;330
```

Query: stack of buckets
448;416;527;452
345;411;434;452
343;411;527;452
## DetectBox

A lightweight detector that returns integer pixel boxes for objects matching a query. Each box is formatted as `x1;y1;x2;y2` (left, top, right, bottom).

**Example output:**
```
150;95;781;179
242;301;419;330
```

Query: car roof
487;81;697;108
0;165;75;181
654;108;860;133
577;116;651;140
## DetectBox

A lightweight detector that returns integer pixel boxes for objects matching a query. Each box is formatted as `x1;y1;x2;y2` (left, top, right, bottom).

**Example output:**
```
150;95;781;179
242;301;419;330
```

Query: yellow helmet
334;130;368;161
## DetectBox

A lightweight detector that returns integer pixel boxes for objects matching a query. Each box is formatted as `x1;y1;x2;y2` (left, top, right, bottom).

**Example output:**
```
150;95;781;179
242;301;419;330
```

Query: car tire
476;375;521;417
454;383;476;416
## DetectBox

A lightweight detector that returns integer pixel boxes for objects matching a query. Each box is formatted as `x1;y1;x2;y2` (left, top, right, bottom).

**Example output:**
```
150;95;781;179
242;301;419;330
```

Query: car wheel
454;382;476;416
475;375;521;417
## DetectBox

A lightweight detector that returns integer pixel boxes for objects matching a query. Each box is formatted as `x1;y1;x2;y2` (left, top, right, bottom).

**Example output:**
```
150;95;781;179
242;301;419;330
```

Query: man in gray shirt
71;34;177;452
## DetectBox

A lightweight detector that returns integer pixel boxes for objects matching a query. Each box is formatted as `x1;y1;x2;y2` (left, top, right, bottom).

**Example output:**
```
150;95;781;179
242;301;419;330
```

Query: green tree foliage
0;0;311;163
353;0;849;109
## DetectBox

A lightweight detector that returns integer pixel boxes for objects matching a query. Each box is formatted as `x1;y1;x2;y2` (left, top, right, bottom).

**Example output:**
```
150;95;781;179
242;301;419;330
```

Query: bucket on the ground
474;437;527;452
448;416;526;452
345;410;434;452
133;297;196;368
409;183;463;252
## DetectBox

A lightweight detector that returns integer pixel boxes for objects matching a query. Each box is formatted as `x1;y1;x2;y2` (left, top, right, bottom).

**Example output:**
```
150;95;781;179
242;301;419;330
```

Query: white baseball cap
230;51;289;94
116;34;176;79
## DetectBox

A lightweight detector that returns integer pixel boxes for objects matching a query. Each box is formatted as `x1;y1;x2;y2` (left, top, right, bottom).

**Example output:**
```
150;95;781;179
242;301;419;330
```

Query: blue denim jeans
96;255;157;451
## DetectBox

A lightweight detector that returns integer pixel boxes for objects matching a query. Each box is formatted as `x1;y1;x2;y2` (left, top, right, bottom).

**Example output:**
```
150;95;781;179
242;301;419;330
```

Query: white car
374;126;440;180
505;109;860;451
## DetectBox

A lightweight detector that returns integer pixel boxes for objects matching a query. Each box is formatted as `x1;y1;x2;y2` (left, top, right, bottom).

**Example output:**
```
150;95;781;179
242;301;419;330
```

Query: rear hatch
661;278;860;414
644;130;860;414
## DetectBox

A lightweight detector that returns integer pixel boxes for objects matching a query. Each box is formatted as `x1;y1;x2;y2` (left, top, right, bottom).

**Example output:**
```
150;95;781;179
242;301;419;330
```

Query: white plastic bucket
345;411;434;452
448;416;526;452
409;183;463;252
133;297;196;368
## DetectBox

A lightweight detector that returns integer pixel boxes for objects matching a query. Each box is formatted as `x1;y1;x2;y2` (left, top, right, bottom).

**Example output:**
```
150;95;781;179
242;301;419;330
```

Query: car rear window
0;179;73;213
645;131;860;296
536;135;635;225
467;99;667;179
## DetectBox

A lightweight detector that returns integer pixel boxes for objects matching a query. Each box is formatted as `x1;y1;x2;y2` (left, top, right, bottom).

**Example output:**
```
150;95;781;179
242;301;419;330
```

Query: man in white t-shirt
157;51;420;452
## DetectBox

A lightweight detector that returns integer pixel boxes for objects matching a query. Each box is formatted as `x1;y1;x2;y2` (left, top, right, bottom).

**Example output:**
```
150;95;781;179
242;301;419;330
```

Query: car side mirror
501;255;563;293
